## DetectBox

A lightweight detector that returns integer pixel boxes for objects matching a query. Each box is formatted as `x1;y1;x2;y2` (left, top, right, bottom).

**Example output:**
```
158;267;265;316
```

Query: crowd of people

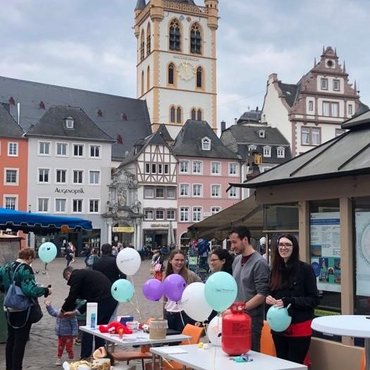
0;227;319;368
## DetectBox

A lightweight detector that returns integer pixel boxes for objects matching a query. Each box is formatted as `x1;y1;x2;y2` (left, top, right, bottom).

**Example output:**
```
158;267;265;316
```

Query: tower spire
135;0;146;11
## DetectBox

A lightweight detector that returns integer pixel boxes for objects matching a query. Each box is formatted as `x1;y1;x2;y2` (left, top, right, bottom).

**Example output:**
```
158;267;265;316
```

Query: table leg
365;338;370;370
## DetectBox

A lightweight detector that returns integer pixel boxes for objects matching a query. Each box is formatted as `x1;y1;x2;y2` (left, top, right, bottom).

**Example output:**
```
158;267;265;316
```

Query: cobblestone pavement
0;257;163;369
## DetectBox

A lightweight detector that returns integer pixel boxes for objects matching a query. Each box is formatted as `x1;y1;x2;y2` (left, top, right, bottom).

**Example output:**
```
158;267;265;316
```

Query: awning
187;196;263;240
0;208;92;233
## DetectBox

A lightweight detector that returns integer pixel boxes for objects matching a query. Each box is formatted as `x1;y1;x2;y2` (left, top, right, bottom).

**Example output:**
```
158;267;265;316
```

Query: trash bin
0;292;7;343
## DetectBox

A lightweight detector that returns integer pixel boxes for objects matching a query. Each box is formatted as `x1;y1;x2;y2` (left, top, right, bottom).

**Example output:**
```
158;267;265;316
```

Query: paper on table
162;347;188;354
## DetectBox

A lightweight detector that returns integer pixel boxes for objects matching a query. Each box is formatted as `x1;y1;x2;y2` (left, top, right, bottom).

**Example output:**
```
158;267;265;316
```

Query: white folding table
312;315;370;370
150;344;307;370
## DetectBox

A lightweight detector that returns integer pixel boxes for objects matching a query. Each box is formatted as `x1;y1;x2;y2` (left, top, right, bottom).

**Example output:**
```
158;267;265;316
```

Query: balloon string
129;275;143;322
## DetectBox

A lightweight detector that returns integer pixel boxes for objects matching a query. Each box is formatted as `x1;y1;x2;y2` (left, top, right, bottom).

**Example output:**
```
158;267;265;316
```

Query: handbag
4;264;32;311
29;298;43;324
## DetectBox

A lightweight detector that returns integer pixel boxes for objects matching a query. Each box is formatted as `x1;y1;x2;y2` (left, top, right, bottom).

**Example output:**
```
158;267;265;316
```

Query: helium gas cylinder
221;301;251;355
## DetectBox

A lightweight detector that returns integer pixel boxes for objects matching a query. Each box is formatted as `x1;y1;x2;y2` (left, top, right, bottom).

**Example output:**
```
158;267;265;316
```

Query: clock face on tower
178;61;195;81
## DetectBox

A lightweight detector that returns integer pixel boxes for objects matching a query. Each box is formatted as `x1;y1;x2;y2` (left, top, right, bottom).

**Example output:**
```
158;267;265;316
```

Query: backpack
4;263;32;312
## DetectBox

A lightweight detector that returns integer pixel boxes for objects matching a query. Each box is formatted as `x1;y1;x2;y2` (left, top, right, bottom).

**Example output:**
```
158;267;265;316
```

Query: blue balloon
266;305;292;332
204;271;237;312
111;279;134;302
38;242;57;263
311;262;320;277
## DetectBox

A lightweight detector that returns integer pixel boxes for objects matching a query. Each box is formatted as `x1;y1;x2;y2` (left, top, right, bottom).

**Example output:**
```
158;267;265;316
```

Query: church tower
134;0;219;137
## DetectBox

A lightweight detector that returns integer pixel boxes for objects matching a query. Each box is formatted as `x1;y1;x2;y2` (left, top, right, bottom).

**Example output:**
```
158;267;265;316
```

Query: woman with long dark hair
265;234;319;364
163;249;201;332
208;247;234;274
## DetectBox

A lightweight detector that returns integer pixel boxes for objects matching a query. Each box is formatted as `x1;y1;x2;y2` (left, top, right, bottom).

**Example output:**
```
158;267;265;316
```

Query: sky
1;0;370;131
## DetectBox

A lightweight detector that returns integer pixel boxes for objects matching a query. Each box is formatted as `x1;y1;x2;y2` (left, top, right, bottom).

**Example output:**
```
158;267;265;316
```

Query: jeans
5;310;32;370
80;296;118;359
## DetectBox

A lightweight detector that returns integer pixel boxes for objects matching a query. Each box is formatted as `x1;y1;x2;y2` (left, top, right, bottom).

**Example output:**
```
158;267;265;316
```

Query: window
56;143;67;156
144;209;154;220
38;168;49;183
176;106;182;123
155;188;164;198
180;184;189;196
193;161;202;174
140;30;145;61
55;199;66;213
56;169;67;184
211;207;221;215
147;66;150;91
4;196;17;209
155;209;164;220
168;63;175;85
201;137;211;151
38;198;49;212
65;116;74;129
89;170;100;185
248;144;257;152
348;104;353;116
308;101;314;112
192;207;202;222
190;23;201;54
229;162;238;175
191;108;196;120
145;163;150;174
167;187;176;199
89;199;99;213
322;101;339;117
321;78;328;90
180;207;189;222
5;169;18;184
39;141;50;155
196;67;202;88
146;23;151;56
169;19;181;51
8;142;18;156
72;199;83;213
180;160;189;173
211;184;220;197
193;184;202;197
73;144;84;157
263;146;271;158
333;79;340;91
167;209;175;220
144;187;154;198
170;106;176;123
211;162;220;175
228;186;238;198
73;170;83;184
151;163;157;174
301;127;321;146
277;147;285;158
164;164;169;174
90;145;101;158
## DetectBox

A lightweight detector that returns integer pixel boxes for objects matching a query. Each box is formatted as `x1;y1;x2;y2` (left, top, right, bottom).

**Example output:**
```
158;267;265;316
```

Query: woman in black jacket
266;234;319;364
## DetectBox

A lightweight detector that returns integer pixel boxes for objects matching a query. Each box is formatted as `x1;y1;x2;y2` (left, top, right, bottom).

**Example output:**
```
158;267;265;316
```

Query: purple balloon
142;279;164;301
163;274;187;301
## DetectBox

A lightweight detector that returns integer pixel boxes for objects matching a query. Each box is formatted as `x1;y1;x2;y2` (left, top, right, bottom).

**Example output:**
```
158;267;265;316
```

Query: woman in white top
163;249;201;332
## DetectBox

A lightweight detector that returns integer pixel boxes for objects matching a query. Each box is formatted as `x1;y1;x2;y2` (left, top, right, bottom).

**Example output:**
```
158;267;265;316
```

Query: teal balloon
38;242;57;263
204;271;237;312
266;306;292;332
111;279;134;302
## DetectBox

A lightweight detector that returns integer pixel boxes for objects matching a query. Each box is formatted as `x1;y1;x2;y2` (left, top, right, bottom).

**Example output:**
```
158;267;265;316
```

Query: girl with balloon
265;234;319;365
163;249;202;332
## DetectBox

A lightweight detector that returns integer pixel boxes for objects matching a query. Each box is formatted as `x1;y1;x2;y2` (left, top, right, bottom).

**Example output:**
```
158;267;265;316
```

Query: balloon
204;271;237;312
207;315;223;346
181;282;212;322
116;248;141;275
142;279;164;301
38;242;57;263
266;305;292;332
163;274;186;301
111;279;134;302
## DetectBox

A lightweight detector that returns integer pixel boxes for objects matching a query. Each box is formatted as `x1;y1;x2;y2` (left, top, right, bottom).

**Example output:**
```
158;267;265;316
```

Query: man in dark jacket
61;267;117;360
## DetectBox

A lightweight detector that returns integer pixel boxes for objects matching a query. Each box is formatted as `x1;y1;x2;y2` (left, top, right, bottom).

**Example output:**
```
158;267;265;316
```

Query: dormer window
201;137;211;151
263;146;271;157
248;144;257;152
64;116;74;129
258;129;266;138
277;146;285;158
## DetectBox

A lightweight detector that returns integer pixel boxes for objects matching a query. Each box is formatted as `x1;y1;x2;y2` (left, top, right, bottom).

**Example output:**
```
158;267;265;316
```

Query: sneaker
55;358;62;366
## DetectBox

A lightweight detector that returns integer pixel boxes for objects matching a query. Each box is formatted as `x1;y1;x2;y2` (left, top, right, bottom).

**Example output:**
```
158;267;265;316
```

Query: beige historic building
134;0;219;137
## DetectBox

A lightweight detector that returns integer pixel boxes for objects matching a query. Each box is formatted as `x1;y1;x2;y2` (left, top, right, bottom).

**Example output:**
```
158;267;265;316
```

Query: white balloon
207;315;222;346
181;282;212;322
116;248;141;275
